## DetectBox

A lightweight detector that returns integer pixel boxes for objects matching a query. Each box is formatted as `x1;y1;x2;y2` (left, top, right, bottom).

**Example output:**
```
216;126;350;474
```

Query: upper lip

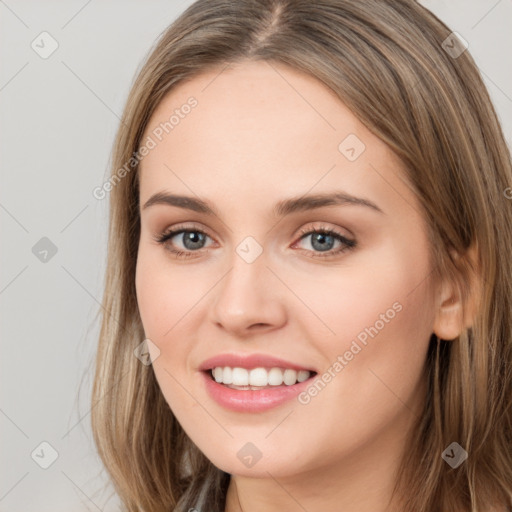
199;353;317;373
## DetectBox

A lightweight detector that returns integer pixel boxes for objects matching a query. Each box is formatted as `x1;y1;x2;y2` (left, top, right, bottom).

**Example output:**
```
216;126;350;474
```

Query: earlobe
432;280;465;341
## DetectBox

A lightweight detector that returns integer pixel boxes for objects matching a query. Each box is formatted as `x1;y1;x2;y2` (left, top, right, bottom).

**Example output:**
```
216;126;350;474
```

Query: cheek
135;251;166;337
134;247;215;382
135;251;200;412
289;247;433;346
288;263;434;460
135;246;196;339
295;239;435;388
331;262;433;406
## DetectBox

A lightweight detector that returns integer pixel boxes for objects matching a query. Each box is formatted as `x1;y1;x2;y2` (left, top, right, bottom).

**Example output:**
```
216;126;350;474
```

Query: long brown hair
90;1;512;510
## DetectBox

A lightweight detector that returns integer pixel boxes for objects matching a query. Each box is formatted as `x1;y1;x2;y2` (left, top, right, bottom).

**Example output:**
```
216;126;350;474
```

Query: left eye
293;228;356;257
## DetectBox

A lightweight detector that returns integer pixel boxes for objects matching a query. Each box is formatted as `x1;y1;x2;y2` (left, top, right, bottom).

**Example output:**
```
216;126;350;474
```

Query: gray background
1;1;511;511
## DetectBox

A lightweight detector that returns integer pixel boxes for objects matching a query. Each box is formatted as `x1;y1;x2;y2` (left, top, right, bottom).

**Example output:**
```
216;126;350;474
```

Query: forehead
138;60;413;215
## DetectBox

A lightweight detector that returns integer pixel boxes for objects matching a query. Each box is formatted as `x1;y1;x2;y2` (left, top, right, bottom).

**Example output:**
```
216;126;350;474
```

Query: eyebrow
141;190;384;216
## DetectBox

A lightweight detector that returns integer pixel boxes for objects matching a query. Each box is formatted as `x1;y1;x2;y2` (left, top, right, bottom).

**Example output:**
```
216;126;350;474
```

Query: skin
135;59;467;512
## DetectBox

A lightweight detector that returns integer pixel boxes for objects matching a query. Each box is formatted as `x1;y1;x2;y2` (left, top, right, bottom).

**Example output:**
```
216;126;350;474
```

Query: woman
91;1;512;510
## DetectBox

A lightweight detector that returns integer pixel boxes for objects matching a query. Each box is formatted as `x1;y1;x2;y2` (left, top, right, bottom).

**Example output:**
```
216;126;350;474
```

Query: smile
201;367;317;412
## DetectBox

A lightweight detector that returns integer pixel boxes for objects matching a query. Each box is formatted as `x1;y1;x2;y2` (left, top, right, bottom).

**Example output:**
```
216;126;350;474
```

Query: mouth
200;366;318;412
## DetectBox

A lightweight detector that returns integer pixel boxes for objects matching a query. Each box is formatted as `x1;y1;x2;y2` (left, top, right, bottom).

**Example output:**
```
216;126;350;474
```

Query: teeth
249;367;267;386
268;367;283;386
210;366;312;387
232;367;249;386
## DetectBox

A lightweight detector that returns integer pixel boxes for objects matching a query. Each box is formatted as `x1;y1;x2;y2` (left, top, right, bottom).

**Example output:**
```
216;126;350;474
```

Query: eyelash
153;224;357;260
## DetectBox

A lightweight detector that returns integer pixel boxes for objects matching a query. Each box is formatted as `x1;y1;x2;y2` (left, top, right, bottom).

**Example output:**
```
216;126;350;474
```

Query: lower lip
200;370;316;412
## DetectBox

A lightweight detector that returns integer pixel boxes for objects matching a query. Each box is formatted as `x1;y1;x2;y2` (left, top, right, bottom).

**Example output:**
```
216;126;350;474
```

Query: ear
433;244;481;341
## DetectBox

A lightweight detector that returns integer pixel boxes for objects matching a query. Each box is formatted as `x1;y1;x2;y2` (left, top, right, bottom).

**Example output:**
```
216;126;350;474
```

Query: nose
208;247;287;337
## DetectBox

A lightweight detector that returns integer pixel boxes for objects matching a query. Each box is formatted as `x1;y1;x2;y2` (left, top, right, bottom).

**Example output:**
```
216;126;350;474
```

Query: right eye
154;225;215;259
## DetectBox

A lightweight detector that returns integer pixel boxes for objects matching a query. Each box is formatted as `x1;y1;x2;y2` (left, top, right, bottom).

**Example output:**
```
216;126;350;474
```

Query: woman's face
135;60;440;480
